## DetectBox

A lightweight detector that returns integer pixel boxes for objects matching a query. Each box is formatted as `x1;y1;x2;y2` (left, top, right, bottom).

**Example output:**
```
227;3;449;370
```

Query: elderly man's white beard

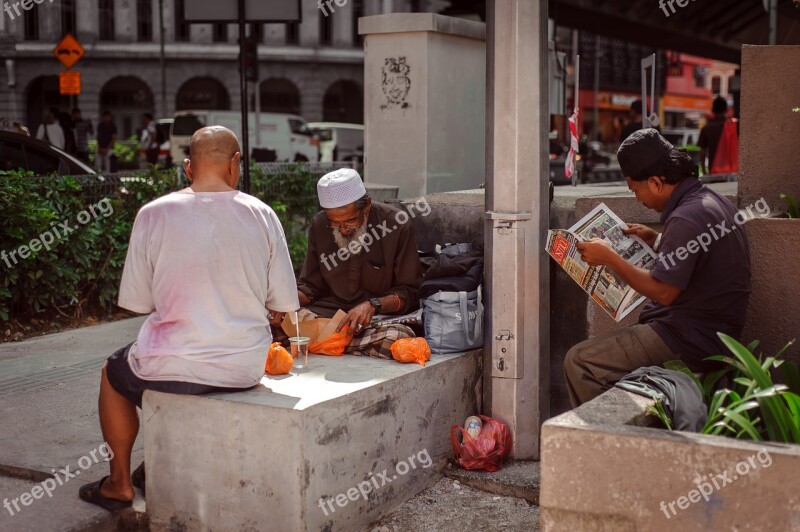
332;223;368;255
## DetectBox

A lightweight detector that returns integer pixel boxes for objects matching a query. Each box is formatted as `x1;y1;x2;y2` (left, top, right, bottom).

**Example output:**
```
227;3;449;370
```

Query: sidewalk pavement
0;317;147;532
0;316;542;531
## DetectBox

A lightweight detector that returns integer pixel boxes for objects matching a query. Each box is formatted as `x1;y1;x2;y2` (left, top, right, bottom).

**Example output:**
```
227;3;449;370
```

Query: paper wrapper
281;309;348;346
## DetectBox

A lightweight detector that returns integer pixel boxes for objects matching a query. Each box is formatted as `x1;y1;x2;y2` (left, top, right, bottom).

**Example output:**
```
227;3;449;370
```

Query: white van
308;122;364;163
171;111;318;163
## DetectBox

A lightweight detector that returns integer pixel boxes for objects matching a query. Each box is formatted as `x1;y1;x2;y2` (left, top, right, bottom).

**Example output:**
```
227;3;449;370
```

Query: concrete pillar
115;1;136;42
40;4;59;41
0;3;8;39
484;0;549;459
360;13;486;197
264;23;286;44
738;45;800;212
151;0;169;43
75;0;97;42
299;0;320;47
333;4;353;47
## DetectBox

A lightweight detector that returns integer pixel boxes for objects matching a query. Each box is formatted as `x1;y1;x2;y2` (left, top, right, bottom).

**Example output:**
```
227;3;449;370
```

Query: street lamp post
159;0;167;118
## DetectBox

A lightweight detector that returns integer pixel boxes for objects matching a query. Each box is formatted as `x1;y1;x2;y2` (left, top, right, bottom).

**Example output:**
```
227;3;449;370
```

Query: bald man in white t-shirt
79;126;299;511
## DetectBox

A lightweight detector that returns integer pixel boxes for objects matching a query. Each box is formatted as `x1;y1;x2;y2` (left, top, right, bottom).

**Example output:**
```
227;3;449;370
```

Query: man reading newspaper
564;129;751;407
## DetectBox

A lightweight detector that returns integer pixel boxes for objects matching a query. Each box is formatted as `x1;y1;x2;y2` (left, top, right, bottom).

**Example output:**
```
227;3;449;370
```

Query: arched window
259;79;301;115
99;76;155;138
323;80;363;123
175;77;231;111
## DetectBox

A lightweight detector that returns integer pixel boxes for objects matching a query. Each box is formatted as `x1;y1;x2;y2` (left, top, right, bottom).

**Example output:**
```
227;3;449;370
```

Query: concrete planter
743;217;800;358
540;388;800;531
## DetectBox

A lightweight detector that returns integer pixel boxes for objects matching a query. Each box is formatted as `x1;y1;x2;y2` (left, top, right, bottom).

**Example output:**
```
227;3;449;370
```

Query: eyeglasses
327;210;364;230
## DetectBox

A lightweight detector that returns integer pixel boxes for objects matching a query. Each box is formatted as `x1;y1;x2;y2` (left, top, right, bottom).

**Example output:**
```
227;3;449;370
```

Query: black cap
617;128;674;179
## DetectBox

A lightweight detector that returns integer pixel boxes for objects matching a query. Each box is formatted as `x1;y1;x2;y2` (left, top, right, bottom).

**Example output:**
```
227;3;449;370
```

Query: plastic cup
289;336;310;369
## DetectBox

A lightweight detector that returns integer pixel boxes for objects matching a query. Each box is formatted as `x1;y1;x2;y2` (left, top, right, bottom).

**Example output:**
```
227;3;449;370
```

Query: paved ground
0;317;542;531
368;477;539;532
0;317;147;532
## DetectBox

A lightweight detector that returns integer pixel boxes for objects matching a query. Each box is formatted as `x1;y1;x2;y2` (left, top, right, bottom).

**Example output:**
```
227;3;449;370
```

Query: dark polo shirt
297;202;422;317
639;178;751;368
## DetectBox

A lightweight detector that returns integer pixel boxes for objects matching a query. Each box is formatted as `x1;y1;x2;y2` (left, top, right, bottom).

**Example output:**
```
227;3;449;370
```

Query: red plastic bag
451;415;512;472
308;326;354;356
711;119;739;174
390;338;432;366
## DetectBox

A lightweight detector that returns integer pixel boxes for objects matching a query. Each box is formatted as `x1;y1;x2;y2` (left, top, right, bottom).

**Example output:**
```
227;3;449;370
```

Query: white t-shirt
118;189;299;388
36;123;65;149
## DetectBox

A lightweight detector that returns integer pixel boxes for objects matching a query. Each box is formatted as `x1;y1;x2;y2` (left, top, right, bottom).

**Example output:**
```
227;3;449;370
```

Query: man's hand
337;301;375;335
623;223;659;248
576;238;618;267
298;290;311;307
267;309;285;327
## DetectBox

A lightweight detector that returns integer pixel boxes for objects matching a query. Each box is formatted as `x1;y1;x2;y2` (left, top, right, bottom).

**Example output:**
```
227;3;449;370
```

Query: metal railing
25;161;390;205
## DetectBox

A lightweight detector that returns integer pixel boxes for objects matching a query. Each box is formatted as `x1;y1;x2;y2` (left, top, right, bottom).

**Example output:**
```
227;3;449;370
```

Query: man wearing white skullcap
268;168;422;346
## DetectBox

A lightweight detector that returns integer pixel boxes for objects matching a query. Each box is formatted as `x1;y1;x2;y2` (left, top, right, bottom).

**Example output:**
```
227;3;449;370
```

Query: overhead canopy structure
445;0;800;63
550;0;800;63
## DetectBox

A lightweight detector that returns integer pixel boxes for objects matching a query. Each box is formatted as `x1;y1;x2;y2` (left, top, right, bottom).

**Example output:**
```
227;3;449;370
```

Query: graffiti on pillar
381;57;411;111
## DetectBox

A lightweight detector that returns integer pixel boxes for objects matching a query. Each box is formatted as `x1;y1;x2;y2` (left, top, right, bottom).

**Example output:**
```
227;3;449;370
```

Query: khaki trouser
564;324;678;408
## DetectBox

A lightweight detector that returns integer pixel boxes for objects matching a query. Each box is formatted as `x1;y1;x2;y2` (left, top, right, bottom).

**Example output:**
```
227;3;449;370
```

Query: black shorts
105;343;254;408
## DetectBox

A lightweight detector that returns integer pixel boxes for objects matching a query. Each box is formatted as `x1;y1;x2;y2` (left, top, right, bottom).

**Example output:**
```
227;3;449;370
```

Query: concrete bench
540;387;800;531
142;350;482;532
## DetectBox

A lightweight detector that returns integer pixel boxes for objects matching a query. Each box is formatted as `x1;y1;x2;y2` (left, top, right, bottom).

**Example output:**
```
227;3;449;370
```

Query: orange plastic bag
308;326;354;356
265;342;293;375
451;415;512;472
390;338;432;366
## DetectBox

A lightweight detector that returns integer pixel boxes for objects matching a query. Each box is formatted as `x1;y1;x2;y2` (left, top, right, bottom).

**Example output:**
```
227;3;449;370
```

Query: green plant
664;335;800;443
646;400;673;430
780;193;800;219
87;136;140;165
249;163;320;272
1;162;321;325
0;168;181;323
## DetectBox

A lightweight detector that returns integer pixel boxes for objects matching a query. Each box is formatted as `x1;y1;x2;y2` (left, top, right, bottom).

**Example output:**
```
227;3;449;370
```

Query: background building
0;0;447;139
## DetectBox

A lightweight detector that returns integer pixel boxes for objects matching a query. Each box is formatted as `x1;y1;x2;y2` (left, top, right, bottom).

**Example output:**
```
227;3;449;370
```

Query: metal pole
238;0;250;193
159;0;167;118
572;54;580;187
255;77;261;149
769;0;777;45
592;34;599;141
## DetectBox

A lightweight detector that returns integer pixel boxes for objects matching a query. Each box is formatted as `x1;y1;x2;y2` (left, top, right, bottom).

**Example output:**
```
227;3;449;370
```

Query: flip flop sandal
78;476;132;512
131;462;145;496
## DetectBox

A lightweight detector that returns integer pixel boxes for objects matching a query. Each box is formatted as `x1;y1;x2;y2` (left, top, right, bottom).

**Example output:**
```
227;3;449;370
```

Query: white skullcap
317;168;367;209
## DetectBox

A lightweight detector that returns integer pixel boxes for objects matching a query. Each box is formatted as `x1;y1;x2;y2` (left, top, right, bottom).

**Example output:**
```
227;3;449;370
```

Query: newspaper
546;203;657;322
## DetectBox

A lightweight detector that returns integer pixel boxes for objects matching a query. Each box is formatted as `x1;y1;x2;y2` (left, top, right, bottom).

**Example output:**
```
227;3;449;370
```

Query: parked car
0;131;95;175
171;111;318;163
307;122;364;163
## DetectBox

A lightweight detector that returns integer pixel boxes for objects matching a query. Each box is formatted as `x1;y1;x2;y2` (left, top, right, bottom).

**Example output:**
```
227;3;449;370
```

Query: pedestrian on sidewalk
72;108;94;164
35;111;65;149
95;111;117;173
698;96;739;175
139;113;159;167
78;126;299;511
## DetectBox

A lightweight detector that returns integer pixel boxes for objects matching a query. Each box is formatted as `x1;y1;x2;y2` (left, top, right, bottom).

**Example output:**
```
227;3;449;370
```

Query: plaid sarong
345;324;415;359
